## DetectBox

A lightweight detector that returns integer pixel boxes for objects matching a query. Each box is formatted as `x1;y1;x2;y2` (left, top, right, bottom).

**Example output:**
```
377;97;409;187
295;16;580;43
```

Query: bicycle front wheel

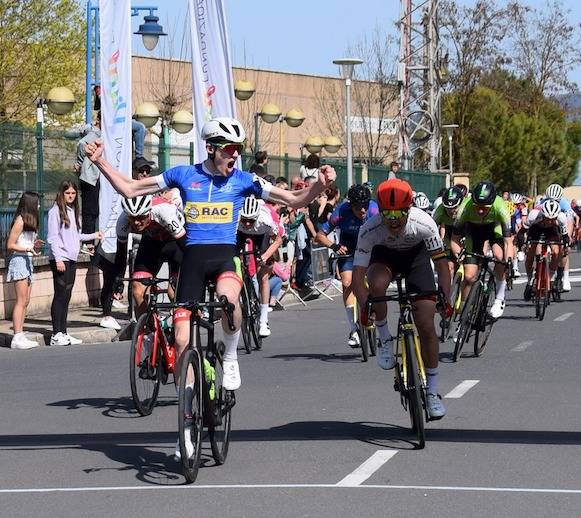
178;347;203;484
239;288;252;354
207;341;233;465
536;257;549;321
130;312;161;416
404;331;425;449
453;282;481;362
358;324;369;362
474;276;496;357
367;326;377;357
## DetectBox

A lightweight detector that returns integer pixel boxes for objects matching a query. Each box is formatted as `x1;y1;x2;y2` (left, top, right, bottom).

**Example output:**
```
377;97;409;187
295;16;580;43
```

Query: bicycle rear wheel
536;258;549;321
453;282;481;362
358;323;369;362
367;326;377;357
207;341;233;465
474;276;496;357
247;282;263;350
404;331;425;449
178;347;203;484
130;312;161;416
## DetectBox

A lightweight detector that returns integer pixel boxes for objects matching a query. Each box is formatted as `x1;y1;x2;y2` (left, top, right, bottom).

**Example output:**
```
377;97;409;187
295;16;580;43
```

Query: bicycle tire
129;312;161;416
506;258;514;291
247;280;263;350
178;347;203;484
404;331;425;449
536;257;549;321
453;282;481;362
474;275;496;357
239;286;252;354
367;326;377;357
207;341;233;465
358;324;369;362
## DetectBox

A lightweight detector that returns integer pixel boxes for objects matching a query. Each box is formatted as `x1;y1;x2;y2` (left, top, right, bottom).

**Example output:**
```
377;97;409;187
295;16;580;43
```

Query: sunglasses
381;209;409;220
240;217;257;225
352;202;370;211
212;142;244;155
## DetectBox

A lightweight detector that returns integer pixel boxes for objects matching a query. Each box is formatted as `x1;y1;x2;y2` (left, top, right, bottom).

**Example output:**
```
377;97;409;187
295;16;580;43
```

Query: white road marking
567;268;581;273
336;450;398;486
511;340;533;352
1;483;581;495
554;312;574;322
444;380;480;399
513;276;581;285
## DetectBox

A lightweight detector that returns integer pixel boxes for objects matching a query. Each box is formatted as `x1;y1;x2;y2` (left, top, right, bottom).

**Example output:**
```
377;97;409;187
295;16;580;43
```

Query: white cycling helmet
121;195;152;217
240;195;261;220
201;117;246;143
510;192;523;204
545;183;563;201
414;192;430;210
541;199;561;219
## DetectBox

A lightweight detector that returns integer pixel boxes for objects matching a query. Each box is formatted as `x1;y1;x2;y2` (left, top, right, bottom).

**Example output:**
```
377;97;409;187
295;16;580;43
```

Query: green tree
0;0;85;126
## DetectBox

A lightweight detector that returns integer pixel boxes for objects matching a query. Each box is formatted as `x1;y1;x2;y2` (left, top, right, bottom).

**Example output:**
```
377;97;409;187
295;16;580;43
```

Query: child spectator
47;180;102;345
6;191;44;350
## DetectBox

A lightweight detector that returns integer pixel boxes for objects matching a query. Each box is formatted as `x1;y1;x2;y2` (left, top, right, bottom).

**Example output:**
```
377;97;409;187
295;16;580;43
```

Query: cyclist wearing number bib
117;194;186;315
451;181;511;319
84;116;336;392
352;179;452;420
315;184;379;348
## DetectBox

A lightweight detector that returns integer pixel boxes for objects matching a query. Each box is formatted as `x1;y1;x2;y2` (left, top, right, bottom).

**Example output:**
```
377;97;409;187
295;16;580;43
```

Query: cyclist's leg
131;235;164;316
338;257;358;340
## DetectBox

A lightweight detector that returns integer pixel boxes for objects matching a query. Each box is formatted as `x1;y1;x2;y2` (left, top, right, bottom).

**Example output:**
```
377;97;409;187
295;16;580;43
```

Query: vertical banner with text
189;0;237;163
99;0;132;255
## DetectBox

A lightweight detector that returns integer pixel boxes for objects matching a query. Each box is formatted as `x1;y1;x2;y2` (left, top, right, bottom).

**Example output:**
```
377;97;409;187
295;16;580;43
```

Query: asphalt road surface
2;256;581;517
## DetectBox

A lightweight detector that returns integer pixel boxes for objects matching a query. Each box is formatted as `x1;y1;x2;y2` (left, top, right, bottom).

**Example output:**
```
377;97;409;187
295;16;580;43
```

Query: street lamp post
85;1;166;123
442;124;459;184
333;57;363;188
279;108;305;156
254;103;282;154
36;87;75;239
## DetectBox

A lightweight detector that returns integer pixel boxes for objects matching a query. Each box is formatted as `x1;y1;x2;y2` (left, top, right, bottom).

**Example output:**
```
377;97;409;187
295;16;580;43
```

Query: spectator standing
75;112;101;248
254;150;268;173
6;192;44;350
300;154;320;181
388;160;400;179
47;181;102;345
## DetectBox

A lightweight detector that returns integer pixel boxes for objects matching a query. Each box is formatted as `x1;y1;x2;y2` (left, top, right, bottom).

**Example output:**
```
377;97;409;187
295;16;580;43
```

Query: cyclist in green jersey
451;181;511;319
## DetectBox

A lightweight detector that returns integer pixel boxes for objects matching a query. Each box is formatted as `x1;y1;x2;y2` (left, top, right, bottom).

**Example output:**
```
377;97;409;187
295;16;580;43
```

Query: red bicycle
528;237;562;320
128;277;177;416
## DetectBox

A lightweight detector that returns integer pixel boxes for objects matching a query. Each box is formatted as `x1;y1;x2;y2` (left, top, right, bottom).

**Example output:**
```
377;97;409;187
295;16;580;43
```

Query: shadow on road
46;396;177;419
267;353;364;363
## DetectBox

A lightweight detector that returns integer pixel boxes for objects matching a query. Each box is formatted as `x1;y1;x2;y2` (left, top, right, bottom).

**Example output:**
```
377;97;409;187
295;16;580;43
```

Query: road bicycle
127;277;177;416
440;253;464;342
239;248;263;352
367;275;443;449
527;236;564;320
159;283;236;484
453;253;507;361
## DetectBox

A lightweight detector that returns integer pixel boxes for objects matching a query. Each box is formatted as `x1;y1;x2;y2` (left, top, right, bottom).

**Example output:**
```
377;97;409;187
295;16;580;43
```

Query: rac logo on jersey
189;181;202;191
185;201;233;224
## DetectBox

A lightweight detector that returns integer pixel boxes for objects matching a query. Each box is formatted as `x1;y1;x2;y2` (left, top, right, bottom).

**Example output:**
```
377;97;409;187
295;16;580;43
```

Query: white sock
426;367;439;395
495;279;506;300
222;329;241;362
564;269;570;282
260;304;269;324
345;305;356;332
375;317;393;343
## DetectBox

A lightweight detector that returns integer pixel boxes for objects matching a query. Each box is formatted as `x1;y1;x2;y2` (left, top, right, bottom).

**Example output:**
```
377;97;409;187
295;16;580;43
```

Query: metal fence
0;125;446;255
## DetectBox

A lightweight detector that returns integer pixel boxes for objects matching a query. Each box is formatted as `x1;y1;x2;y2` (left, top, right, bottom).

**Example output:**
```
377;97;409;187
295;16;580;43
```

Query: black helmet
455;183;468;198
471;181;496;206
442;186;464;209
347;184;371;205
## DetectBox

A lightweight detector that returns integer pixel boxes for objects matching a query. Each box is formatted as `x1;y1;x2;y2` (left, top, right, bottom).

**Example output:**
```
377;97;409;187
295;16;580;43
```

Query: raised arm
85;139;161;197
266;165;336;209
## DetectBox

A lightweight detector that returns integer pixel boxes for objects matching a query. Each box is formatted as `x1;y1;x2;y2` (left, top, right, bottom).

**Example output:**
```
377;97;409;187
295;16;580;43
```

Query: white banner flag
189;0;237;163
99;0;132;255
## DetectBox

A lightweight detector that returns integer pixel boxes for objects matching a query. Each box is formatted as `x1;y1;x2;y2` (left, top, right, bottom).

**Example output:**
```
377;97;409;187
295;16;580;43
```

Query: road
1;257;581;517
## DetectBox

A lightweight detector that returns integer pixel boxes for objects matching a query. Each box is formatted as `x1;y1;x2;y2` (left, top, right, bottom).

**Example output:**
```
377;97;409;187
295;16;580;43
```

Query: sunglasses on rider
211;142;244;155
381;209;409;220
352;201;370;211
240;217;257;225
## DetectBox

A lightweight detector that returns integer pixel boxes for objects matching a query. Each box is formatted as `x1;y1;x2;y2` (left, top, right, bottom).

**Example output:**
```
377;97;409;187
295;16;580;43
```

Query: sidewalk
0;306;131;348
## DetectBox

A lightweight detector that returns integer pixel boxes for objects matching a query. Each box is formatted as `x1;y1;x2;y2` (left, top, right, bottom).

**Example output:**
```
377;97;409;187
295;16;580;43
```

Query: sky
130;0;581;87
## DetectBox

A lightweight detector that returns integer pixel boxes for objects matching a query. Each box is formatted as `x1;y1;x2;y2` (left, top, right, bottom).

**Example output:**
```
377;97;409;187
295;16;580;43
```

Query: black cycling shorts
133;235;182;277
527;224;561;243
463;223;505;264
176;244;239;303
369;243;436;294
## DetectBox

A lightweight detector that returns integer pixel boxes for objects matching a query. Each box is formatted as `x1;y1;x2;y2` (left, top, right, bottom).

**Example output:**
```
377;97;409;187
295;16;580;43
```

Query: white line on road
554;312;574;322
444;380;480;399
2;483;581;495
513;276;581;285
511;340;533;352
336;450;398;486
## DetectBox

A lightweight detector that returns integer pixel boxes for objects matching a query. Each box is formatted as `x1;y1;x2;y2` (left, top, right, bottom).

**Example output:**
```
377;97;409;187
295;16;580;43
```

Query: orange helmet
376;179;413;210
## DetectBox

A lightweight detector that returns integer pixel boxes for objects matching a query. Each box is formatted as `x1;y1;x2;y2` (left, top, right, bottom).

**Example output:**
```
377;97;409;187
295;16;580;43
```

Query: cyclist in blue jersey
315;184;379;347
86;117;336;396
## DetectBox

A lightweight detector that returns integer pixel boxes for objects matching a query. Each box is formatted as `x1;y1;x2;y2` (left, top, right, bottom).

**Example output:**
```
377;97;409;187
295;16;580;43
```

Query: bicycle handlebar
464;252;508;266
120;277;170;286
157;296;236;331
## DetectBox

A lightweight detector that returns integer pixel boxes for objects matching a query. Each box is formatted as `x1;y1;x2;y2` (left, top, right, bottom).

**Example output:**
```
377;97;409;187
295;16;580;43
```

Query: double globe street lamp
254;104;306;156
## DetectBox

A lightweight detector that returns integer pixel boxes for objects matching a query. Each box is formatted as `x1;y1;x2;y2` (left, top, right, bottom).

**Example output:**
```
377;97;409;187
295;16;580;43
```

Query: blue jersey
156;163;271;245
320;200;379;252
